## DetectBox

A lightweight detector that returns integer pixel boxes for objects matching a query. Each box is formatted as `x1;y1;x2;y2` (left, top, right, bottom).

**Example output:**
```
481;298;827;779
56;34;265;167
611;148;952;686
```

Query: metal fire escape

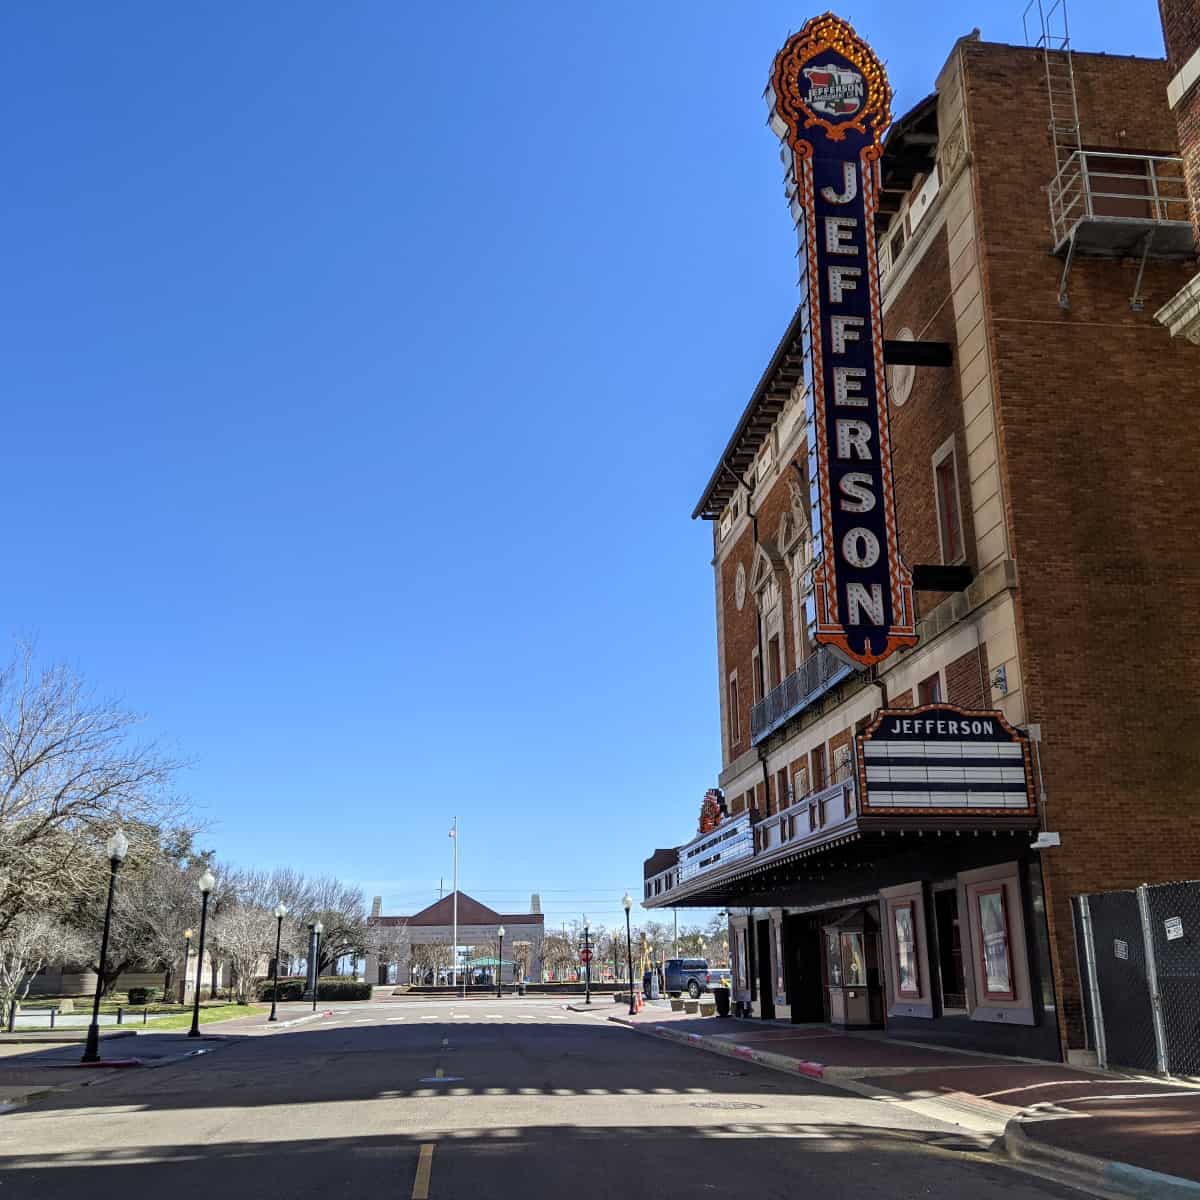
1024;0;1194;309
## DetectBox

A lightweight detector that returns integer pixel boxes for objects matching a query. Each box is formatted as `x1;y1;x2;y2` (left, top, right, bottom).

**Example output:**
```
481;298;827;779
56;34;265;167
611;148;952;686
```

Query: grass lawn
145;1004;266;1030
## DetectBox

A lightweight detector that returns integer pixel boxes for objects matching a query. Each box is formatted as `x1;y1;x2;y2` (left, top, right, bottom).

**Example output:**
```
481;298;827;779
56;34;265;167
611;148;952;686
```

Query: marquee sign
768;14;917;667
856;705;1035;815
678;811;753;884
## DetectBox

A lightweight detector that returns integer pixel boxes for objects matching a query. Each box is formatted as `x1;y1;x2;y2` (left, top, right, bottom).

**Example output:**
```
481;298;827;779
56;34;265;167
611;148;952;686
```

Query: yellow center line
412;1142;435;1200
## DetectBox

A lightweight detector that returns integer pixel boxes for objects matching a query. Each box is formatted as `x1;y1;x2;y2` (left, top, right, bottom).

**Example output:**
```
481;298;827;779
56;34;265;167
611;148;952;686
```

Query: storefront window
826;930;843;986
893;902;919;997
842;932;866;987
977;887;1015;1000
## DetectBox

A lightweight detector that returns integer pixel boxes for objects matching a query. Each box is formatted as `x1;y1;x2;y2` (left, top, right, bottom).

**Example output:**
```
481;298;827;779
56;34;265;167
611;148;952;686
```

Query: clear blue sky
2;2;1164;936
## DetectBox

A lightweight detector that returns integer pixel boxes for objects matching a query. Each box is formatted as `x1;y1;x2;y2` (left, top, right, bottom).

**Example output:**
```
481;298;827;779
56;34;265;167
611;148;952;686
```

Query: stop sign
580;948;593;964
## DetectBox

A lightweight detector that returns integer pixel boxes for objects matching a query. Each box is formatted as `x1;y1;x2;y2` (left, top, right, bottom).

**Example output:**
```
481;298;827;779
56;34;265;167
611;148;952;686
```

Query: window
933;438;964;564
833;743;853;782
752;648;764;704
776;768;790;810
917;673;942;706
1085;152;1152;220
976;887;1015;1001
811;744;828;791
767;634;784;691
793;764;809;804
727;674;740;748
893;902;920;997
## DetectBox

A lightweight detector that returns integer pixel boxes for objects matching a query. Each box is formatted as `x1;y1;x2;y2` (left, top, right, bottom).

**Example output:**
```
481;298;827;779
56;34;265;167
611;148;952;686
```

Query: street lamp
188;869;216;1038
268;903;288;1022
182;928;194;1004
311;921;324;1012
496;925;505;999
622;892;635;1016
82;829;129;1063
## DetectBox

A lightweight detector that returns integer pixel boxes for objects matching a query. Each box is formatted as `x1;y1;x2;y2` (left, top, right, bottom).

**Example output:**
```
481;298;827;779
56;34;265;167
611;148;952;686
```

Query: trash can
713;986;731;1018
518;981;526;996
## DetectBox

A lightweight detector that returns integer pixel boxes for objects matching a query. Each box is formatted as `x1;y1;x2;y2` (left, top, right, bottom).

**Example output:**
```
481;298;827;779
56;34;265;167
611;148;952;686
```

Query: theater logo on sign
802;64;864;116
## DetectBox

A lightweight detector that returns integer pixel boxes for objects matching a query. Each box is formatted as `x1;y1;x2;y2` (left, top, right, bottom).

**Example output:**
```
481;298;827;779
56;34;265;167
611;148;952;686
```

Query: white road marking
387;1017;405;1022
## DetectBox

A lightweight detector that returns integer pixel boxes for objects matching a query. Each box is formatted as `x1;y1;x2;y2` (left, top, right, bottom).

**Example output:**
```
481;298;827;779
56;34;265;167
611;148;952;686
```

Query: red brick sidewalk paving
613;1007;1200;1189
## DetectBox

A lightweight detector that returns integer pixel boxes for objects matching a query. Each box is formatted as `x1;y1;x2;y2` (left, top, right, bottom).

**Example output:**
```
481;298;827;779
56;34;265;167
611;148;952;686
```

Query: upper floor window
727;674;741;749
918;672;942;706
933;437;964;564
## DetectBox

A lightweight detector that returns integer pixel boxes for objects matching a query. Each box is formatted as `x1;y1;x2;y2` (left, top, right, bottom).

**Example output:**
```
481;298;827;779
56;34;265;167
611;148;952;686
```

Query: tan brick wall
964;42;1200;1046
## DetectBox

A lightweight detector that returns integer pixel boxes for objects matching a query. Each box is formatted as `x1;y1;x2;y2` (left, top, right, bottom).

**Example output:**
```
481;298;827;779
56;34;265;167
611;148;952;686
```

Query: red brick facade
685;36;1198;1058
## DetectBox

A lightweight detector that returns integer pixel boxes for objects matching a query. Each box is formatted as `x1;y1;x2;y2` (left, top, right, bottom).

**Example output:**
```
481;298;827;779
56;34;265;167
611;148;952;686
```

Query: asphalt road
0;998;1083;1199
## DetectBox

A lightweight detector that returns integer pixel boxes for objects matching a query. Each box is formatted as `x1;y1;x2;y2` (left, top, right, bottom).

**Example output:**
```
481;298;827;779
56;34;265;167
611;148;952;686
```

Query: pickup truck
664;958;730;999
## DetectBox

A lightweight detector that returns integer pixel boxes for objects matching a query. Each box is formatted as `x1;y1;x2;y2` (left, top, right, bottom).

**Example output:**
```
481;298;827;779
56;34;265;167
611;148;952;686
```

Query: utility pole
674;908;678;959
449;819;459;993
583;916;591;1005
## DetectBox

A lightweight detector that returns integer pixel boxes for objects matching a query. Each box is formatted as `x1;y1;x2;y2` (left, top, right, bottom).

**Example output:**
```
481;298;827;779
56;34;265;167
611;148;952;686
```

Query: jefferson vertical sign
768;14;917;667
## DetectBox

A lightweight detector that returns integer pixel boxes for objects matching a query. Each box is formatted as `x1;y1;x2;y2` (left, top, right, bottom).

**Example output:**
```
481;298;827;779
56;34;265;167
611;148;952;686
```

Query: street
0;998;1083;1199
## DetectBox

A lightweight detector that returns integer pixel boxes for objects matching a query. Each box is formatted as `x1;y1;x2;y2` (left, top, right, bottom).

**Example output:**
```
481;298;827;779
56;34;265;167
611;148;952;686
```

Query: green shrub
257;977;372;1002
127;987;157;1005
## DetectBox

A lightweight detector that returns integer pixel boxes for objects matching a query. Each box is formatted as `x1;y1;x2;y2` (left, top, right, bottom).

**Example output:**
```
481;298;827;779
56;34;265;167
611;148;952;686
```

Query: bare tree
366;919;408;983
213;905;277;1003
409;940;452;984
540;932;576;980
0;644;180;939
0;912;87;1020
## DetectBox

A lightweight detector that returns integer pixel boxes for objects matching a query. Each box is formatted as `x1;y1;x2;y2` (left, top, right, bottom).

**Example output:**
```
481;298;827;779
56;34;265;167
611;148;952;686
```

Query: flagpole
451;817;458;993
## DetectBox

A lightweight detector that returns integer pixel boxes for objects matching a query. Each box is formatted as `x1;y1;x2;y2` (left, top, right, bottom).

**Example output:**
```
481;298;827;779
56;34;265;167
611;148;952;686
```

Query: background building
366;891;544;986
645;23;1197;1062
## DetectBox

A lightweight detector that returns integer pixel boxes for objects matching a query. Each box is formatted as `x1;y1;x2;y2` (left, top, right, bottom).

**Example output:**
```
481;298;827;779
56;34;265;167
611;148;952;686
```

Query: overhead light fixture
1031;831;1061;850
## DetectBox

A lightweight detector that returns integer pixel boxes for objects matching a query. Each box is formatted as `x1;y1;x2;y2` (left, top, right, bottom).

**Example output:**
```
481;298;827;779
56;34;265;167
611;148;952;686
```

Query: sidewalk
614;1007;1200;1197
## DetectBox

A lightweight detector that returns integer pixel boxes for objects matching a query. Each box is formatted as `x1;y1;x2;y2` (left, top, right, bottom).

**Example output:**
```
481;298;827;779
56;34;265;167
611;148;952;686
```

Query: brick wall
965;42;1200;1046
945;645;990;709
1159;0;1200;240
885;226;977;618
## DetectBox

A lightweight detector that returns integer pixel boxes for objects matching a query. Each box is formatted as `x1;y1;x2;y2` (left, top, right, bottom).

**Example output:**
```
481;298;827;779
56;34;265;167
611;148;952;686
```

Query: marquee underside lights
768;13;917;668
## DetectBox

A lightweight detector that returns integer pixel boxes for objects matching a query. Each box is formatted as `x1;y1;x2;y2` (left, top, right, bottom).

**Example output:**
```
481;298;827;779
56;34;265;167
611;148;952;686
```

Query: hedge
257;977;372;1002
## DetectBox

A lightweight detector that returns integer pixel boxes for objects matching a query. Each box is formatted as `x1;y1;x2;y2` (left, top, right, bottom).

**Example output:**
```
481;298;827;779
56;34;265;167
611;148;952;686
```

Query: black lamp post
622;892;635;1016
82;829;129;1064
188;869;216;1038
268;902;287;1022
311;921;323;1012
496;925;505;998
584;920;591;1005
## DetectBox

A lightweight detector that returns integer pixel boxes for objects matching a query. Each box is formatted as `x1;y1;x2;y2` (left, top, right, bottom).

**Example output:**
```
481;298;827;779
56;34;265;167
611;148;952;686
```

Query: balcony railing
754;773;858;857
750;647;855;744
1048;151;1194;259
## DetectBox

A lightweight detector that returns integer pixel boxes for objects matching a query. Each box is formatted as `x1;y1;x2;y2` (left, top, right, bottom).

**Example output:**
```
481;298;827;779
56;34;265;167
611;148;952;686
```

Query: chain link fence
1076;880;1200;1077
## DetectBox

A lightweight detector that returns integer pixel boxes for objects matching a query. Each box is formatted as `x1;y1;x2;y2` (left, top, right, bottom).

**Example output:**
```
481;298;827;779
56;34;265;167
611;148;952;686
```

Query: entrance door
755;920;776;1020
784;915;824;1023
934;889;967;1011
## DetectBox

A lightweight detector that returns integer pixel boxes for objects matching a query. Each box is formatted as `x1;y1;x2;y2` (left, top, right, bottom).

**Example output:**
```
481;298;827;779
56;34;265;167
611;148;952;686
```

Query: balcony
750;647;855;745
754;771;857;858
1049;151;1194;260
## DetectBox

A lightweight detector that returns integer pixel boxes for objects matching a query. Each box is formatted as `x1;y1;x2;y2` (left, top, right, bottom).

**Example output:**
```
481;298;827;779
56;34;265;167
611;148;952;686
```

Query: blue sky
2;2;1165;936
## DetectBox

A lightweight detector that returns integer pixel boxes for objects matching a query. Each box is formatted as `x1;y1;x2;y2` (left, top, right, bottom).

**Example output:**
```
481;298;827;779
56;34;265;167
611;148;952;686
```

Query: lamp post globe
622;892;635;1017
81;829;129;1063
188;870;216;1038
496;926;506;998
312;921;324;1012
268;903;288;1022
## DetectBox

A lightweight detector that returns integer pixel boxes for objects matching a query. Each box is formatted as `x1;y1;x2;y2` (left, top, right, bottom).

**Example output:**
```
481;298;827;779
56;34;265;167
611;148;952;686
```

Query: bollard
6;1001;15;1032
49;1007;57;1030
117;1005;123;1026
143;1007;148;1025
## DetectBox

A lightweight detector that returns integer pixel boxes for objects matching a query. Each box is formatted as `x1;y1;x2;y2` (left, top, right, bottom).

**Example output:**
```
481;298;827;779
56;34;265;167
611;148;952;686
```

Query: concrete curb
0;1029;139;1045
1005;1120;1200;1199
616;1017;827;1080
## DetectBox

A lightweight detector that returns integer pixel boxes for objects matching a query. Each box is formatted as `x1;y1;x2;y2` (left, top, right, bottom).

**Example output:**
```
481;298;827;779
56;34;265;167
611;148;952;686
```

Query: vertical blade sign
768;14;917;667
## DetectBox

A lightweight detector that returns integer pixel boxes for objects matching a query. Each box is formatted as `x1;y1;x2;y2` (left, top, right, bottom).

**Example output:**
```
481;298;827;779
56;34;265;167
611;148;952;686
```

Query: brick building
1156;0;1200;339
643;26;1198;1060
